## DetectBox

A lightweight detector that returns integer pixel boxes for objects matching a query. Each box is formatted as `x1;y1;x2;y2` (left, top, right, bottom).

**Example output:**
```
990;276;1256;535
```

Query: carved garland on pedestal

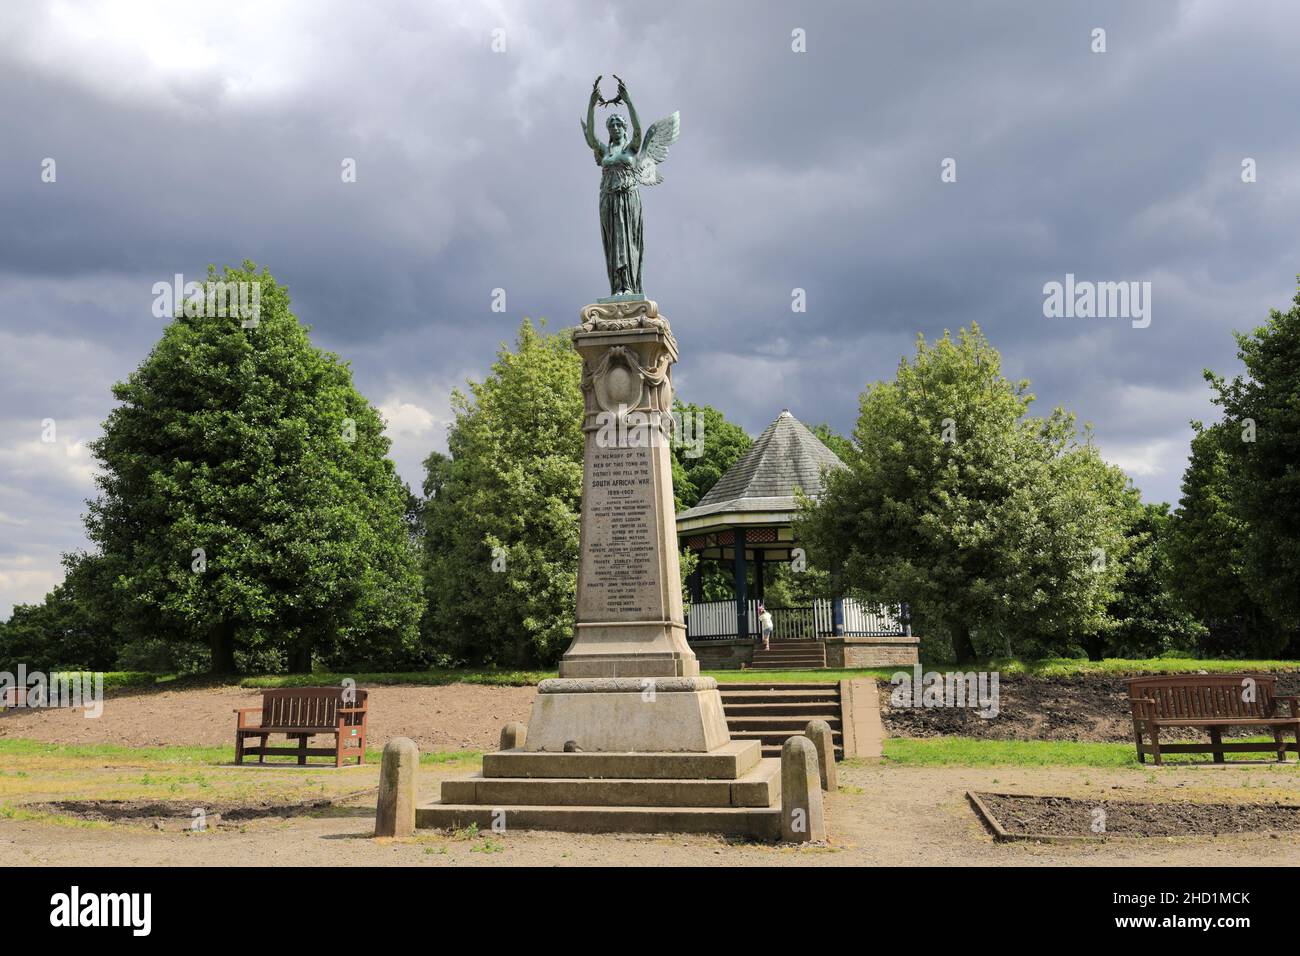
579;299;675;345
576;300;676;429
581;345;673;416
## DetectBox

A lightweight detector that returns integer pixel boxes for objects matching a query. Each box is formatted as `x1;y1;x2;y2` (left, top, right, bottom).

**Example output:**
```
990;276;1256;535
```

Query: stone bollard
374;737;418;838
780;735;826;843
805;719;838;792
500;722;527;751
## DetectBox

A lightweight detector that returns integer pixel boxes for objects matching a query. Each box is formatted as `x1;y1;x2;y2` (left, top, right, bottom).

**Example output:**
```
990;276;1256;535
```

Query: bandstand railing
684;598;904;640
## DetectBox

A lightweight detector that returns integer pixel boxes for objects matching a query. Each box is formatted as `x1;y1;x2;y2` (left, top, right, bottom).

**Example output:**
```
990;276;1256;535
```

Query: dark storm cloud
3;0;1299;613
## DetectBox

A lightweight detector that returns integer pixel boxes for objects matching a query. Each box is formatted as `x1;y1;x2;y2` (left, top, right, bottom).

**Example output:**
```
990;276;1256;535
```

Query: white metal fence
685;598;904;640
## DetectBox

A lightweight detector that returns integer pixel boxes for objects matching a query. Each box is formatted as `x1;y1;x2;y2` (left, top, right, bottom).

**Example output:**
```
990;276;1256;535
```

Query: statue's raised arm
580;75;605;162
583;75;680;298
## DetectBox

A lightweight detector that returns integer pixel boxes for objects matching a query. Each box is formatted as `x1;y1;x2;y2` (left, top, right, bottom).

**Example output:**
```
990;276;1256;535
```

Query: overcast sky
2;0;1298;616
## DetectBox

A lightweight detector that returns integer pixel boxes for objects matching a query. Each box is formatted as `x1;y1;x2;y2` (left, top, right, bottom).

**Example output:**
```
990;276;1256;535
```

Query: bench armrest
1128;697;1156;718
234;707;263;728
338;707;367;724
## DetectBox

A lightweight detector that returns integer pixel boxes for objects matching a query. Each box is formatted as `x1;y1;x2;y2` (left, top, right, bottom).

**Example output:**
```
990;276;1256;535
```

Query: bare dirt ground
879;673;1300;741
16;676;1294;752
5;760;1300;866
0;683;536;753
5;681;1300;865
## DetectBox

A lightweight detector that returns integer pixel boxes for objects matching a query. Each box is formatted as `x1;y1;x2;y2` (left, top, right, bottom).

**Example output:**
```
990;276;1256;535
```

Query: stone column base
524;677;730;753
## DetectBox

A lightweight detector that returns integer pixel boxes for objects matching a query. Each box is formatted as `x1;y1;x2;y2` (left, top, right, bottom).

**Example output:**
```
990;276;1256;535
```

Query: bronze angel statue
581;75;680;297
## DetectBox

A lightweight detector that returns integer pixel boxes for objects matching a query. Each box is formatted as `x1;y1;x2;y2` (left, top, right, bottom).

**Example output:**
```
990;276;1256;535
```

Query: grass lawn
875;736;1300;768
978;657;1300;678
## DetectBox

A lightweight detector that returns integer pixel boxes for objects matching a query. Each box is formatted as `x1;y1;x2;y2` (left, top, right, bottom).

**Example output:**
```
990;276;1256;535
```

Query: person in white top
757;603;774;651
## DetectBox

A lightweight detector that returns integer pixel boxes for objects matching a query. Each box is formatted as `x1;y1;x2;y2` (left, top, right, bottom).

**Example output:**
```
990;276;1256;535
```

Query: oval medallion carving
594;351;643;412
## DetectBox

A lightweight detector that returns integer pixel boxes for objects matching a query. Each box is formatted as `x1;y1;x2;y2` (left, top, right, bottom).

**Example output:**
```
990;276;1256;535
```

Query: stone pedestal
561;299;695;679
524;677;729;753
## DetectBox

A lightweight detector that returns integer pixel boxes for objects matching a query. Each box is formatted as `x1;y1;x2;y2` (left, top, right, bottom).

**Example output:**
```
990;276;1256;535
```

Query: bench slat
1153;717;1300;726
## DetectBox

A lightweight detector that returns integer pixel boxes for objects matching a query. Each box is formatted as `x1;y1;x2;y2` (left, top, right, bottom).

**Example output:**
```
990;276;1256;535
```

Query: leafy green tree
86;263;422;673
1086;502;1205;660
798;325;1130;663
671;400;751;510
1166;421;1287;656
0;553;119;672
810;422;854;462
1207;283;1300;633
669;400;750;602
422;320;584;667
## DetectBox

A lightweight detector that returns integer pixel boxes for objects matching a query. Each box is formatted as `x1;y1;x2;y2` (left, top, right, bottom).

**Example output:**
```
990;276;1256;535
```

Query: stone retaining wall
823;635;920;668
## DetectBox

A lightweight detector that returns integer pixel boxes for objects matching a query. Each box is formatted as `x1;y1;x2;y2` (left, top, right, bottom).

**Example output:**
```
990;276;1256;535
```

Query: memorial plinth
562;300;694;678
417;300;781;839
525;299;727;752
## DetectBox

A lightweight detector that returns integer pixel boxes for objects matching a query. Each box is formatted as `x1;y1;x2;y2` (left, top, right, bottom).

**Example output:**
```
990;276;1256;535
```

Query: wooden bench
234;687;369;767
1127;674;1300;765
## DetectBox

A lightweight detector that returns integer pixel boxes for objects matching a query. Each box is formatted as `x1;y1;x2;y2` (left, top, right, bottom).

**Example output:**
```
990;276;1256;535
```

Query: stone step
717;688;839;702
731;729;843;746
728;716;842;733
716;681;847;759
762;746;843;760
748;661;828;669
723;701;840;718
482;740;760;780
415;803;781;840
717;683;837;693
441;758;781;809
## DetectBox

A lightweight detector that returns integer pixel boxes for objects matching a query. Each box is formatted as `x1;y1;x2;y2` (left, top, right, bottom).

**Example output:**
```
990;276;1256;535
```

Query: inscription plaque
582;444;659;619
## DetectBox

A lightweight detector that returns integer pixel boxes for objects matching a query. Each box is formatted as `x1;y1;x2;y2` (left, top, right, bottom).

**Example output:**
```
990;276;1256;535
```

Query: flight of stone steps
746;639;827;670
718;682;844;760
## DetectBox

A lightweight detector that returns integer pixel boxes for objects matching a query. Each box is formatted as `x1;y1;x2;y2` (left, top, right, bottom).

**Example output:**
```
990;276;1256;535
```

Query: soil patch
30;795;372;830
879;673;1300;742
972;791;1300;839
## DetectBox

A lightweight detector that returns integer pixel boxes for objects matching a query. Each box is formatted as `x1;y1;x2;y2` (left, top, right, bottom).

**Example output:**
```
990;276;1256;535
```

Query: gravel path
5;762;1300;866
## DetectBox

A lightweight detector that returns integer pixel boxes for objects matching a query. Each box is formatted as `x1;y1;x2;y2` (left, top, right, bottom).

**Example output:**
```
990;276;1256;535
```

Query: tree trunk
951;622;977;665
288;641;313;674
1076;632;1107;660
209;624;237;674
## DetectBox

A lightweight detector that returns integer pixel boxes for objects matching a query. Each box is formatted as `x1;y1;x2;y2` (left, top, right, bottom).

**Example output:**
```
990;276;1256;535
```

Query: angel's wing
636;111;680;186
